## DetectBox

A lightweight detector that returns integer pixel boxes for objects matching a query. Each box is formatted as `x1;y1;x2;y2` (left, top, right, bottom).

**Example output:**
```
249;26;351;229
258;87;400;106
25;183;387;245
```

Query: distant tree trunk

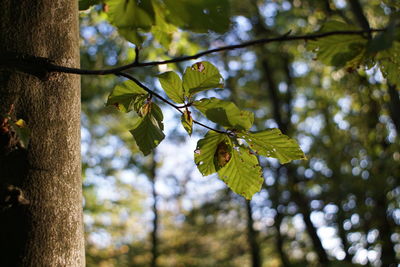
260;57;330;265
290;189;329;264
387;84;400;136
375;194;398;266
273;209;291;267
263;171;291;267
149;154;159;267
0;1;84;266
246;200;262;267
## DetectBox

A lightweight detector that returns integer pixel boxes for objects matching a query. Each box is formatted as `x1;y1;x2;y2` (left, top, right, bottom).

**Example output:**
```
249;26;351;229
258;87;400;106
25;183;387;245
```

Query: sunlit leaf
130;103;165;156
194;131;227;176
194;98;254;130
377;41;400;87
239;129;306;164
181;110;193;135
151;1;177;47
183;61;224;96
11;119;30;148
218;141;263;200
158;71;184;103
106;80;148;113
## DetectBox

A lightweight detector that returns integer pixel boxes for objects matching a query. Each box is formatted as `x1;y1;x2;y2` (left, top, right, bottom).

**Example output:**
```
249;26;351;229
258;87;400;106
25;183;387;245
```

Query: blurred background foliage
79;0;399;266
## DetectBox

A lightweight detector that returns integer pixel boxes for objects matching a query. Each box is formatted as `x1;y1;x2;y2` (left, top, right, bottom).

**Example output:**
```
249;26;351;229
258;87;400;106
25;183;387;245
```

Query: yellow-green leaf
194;98;254;130
158;71;184;103
194;131;227;176
239;129;306;164
183;61;224;96
217;143;263;200
181;110;193;135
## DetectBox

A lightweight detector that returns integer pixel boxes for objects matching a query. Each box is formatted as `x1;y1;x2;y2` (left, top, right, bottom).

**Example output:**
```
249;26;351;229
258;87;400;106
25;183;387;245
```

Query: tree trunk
149;155;159;267
0;1;84;266
246;200;262;267
375;194;398;266
260;56;329;265
387;84;400;136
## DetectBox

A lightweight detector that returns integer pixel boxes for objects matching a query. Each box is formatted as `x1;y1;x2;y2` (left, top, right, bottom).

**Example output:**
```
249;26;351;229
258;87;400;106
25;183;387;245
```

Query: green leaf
368;19;398;53
377;41;400;87
163;0;231;33
181;110;193;135
105;0;155;45
308;20;367;68
182;61;224;96
213;140;232;171
158;71;184;103
217;142;263;200
130;103;165;156
194;98;254;130
12;119;30;148
383;0;400;9
239;129;306;164
79;0;101;10
106;80;148;113
151;1;177;47
194;131;227;176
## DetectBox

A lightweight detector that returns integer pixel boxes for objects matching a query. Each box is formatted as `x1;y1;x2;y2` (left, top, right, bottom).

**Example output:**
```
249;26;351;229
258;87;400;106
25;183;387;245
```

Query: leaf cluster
107;61;305;199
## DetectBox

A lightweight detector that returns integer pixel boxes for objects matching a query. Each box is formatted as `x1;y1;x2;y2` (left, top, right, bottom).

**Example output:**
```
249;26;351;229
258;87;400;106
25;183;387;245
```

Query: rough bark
0;1;84;266
246;200;262;267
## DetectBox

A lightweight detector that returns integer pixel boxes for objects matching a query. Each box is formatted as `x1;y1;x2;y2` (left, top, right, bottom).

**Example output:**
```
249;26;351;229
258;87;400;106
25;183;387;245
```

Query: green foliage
130;103;165;156
156;61;305;198
12;119;30;148
194;131;227;176
383;0;400;9
163;0;231;33
181;110;193;136
106;0;155;45
374;17;400;86
308;20;367;68
158;61;225;102
238;129;306;164
182;61;224;96
158;71;184;103
106;80;148;113
194;98;254;130
193;127;304;198
377;42;400;87
217;144;263;200
102;0;230;45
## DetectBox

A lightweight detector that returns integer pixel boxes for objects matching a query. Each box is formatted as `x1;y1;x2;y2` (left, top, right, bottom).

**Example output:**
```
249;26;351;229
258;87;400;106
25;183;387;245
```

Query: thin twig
47;29;384;75
117;72;227;135
116;72;182;110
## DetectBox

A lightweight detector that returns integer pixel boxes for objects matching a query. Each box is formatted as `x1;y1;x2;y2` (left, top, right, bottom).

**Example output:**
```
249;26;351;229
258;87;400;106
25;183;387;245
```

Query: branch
116;72;227;135
1;29;383;77
347;0;371;33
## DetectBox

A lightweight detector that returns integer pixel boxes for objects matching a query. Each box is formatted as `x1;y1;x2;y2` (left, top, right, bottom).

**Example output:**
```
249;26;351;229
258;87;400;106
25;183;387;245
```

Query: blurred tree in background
79;0;399;266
